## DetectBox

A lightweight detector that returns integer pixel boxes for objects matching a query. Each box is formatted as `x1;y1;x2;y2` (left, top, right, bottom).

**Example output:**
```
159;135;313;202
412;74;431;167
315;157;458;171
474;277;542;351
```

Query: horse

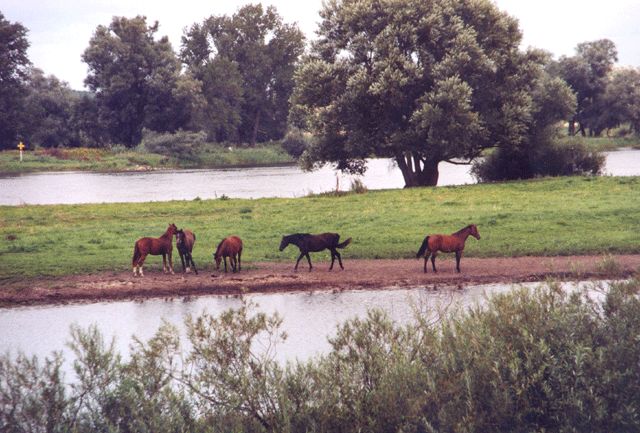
279;233;352;271
214;236;243;273
176;229;197;274
132;223;178;277
416;224;481;273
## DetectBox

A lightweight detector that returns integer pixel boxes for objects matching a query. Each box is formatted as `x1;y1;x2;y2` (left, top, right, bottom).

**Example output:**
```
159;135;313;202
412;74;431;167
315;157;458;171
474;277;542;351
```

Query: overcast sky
3;0;640;90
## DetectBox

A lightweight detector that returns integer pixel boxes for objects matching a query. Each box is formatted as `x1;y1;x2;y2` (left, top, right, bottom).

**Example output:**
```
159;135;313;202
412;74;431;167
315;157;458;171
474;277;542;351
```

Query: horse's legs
329;250;336;270
189;253;198;275
168;251;174;274
431;253;438;272
331;248;344;270
305;253;312;271
423;252;431;273
294;252;305;271
231;255;237;273
223;256;228;273
162;253;168;273
455;251;462;273
137;253;148;277
179;252;187;273
238;251;241;272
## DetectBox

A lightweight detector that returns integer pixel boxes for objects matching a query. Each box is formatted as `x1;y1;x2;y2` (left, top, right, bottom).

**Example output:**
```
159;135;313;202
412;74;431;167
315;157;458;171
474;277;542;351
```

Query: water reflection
0;281;606;367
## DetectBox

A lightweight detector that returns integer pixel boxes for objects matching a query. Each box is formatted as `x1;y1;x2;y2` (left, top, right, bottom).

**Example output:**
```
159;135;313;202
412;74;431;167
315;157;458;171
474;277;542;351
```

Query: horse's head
279;236;290;252
168;223;178;236
470;224;481;240
175;229;184;246
214;254;222;270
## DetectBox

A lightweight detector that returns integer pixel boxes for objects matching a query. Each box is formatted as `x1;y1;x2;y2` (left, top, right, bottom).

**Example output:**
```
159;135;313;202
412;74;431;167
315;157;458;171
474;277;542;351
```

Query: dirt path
2;255;639;308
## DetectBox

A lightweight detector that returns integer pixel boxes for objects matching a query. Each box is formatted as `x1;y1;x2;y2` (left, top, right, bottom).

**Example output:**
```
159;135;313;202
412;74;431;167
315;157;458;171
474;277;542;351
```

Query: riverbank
0;143;294;174
1;176;639;280
2;255;639;307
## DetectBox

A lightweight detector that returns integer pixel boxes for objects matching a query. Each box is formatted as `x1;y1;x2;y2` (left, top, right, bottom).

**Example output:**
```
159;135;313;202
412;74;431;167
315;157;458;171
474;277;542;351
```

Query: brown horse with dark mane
214;236;243;273
416;224;480;273
279;233;351;271
176;229;197;274
132;223;178;277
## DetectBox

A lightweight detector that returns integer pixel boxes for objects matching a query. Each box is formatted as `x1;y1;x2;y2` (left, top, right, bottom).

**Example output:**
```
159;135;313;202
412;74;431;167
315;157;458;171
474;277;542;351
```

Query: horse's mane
215;239;225;256
453;225;473;236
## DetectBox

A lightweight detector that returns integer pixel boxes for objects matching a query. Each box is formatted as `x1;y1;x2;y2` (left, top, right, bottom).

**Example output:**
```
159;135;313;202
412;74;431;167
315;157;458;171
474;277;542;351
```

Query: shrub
141;129;206;161
473;136;605;182
3;280;640;432
281;127;310;158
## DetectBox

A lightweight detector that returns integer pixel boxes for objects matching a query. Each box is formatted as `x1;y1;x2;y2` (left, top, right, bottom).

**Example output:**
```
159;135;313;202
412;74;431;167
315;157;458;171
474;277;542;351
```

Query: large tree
83;16;186;147
551;39;618;136
291;0;571;187
181;4;305;145
0;12;30;149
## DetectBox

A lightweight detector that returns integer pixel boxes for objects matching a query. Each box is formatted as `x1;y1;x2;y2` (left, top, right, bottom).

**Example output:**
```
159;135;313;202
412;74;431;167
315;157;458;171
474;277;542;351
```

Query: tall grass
1;176;639;279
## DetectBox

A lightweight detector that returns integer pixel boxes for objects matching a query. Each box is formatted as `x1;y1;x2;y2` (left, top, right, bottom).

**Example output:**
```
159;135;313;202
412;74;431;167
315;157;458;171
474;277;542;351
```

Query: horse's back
428;234;463;253
220;235;242;255
136;236;171;254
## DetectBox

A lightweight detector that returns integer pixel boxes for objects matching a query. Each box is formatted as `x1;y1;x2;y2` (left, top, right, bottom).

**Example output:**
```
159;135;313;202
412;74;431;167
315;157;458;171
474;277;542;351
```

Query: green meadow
1;176;639;281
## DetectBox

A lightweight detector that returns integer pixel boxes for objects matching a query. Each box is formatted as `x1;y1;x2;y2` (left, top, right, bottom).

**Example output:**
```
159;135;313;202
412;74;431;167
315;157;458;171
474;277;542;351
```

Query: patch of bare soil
2;255;639;308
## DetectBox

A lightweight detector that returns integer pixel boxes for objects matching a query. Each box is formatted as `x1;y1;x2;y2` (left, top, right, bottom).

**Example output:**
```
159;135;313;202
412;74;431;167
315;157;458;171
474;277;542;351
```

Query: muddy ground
2;255;639;308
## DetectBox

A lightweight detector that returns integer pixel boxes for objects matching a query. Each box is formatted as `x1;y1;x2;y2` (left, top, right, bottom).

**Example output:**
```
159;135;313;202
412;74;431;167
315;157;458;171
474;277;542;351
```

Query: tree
181;4;305;145
291;0;554;187
0;12;30;149
551;39;618;136
82;16;186;147
20;68;80;148
596;67;640;135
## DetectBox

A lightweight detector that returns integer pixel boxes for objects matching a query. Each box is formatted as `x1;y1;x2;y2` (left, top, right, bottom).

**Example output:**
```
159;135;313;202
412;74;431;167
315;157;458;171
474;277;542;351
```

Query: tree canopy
181;4;305;145
0;12;30;149
291;0;563;187
82;16;186;147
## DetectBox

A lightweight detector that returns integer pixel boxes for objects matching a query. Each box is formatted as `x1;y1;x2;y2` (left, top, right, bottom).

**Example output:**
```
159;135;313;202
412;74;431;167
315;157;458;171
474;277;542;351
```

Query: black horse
176;229;198;274
279;233;351;271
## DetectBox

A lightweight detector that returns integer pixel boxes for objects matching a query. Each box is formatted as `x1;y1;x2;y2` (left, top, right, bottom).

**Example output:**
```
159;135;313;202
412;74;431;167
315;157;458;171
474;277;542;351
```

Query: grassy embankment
1;176;639;281
0;143;293;174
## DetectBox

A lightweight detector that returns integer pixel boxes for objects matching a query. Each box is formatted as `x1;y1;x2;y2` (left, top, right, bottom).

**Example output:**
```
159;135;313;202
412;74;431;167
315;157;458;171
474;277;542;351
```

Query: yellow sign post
17;142;25;162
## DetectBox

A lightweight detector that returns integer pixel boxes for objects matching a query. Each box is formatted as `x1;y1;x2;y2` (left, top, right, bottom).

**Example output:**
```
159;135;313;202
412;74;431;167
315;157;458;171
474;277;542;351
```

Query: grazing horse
279;233;352;271
214;236;243;273
416;224;481;273
176;229;197;274
132;223;177;277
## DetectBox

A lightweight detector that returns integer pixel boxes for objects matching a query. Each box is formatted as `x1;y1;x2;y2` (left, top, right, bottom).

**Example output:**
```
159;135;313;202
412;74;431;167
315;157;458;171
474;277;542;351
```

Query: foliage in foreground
2;279;640;432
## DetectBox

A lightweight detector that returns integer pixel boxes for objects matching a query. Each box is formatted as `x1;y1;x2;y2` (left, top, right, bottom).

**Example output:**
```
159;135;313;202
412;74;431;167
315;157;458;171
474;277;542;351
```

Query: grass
560;135;640;151
0;143;293;174
1;176;639;280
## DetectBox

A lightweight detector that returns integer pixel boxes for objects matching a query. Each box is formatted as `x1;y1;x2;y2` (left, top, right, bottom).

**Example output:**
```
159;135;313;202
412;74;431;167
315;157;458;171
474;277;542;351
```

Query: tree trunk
250;109;261;147
395;154;439;187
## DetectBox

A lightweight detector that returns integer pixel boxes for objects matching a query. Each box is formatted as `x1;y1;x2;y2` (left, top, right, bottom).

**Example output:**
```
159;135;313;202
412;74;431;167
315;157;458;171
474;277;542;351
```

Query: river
0;281;607;368
1;149;638;205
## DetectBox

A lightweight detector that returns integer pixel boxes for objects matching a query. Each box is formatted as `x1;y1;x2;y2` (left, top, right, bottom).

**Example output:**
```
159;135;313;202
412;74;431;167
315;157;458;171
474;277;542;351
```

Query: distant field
0;143;293;174
1;176;639;280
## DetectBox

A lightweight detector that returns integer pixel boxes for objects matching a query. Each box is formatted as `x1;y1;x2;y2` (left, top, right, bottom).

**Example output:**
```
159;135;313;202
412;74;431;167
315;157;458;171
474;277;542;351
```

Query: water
0;281;606;368
3;148;637;205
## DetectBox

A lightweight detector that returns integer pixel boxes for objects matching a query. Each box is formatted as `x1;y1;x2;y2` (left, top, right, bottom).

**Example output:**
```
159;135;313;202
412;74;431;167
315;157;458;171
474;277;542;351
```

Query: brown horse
132;223;178;277
416;224;480;273
279;233;351;271
176;229;197;274
214;236;243;273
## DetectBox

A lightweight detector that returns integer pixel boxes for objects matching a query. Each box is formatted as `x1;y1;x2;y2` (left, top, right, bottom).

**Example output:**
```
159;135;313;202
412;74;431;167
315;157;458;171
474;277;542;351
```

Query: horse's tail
416;236;430;259
336;237;352;249
132;242;141;266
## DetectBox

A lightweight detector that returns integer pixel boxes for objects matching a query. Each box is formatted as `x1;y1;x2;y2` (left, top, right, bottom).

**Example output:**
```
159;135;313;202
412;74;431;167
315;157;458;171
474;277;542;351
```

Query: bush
281;127;310;158
473;136;605;182
3;280;640;432
141;129;206;161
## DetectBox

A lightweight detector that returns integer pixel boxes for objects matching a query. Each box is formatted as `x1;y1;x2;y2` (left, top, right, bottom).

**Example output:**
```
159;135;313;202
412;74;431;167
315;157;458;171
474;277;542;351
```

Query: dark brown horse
214;236;243;273
416;224;480;273
176;229;197;274
279;233;351;271
132;223;178;277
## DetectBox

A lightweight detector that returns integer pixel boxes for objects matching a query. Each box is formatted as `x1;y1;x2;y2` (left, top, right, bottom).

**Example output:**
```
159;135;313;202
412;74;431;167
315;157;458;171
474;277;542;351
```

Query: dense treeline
1;2;639;184
2;280;640;432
